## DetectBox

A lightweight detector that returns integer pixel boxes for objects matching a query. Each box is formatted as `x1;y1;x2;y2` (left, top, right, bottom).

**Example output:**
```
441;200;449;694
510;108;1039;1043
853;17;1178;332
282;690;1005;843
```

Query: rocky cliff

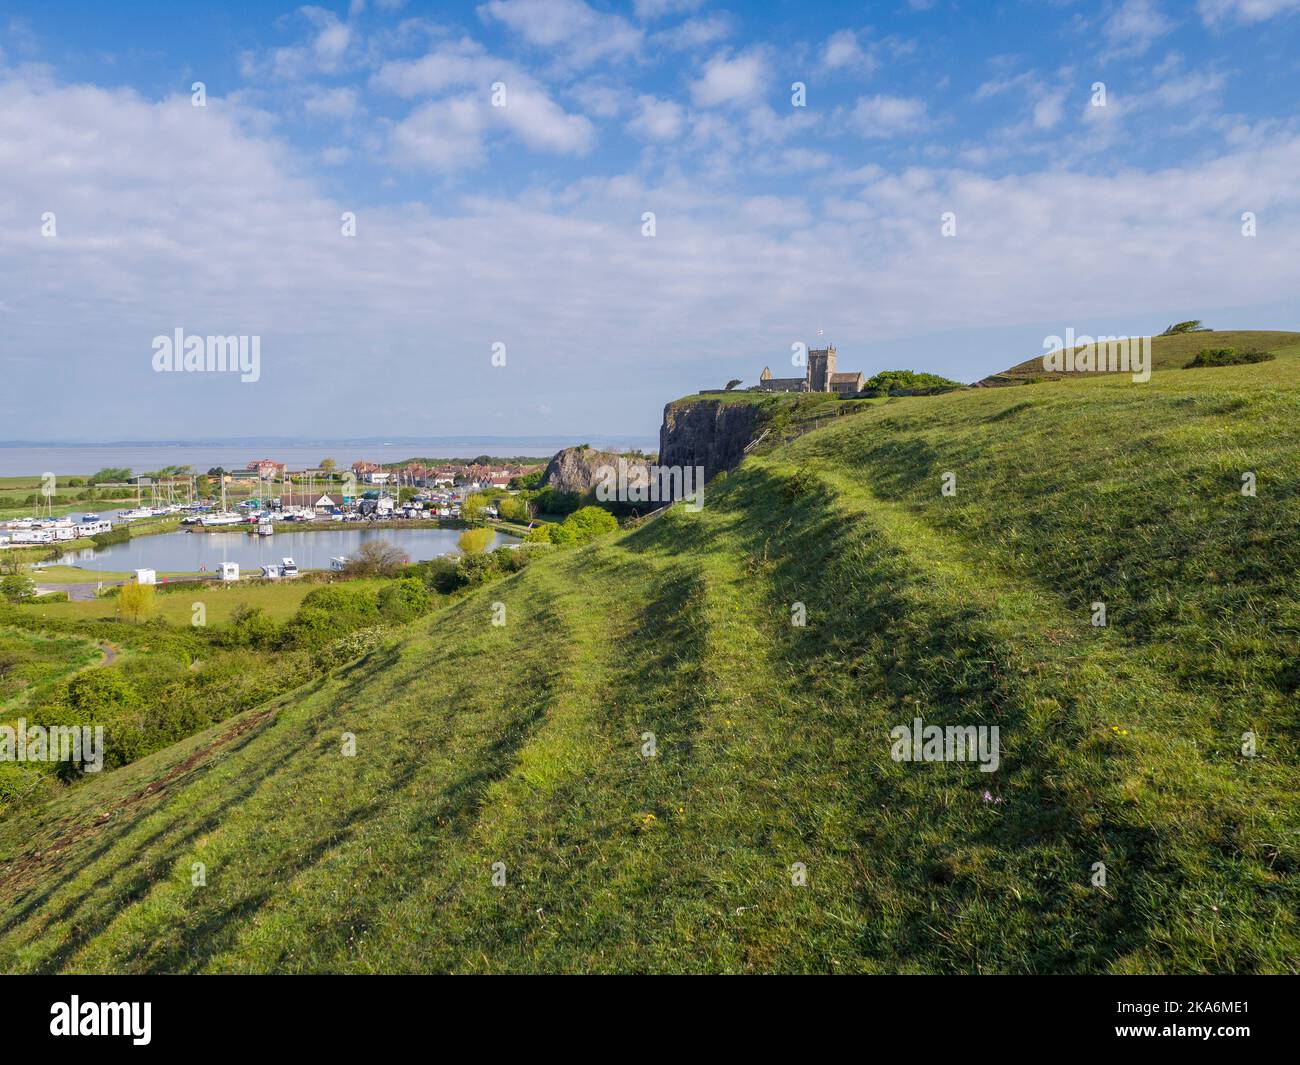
658;398;763;480
542;447;652;496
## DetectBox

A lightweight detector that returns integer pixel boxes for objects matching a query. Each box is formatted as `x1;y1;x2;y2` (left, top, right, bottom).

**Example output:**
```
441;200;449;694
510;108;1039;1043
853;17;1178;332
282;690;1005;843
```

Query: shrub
533;487;581;516
314;626;386;670
218;604;280;649
459;527;494;554
377;578;432;623
862;369;962;396
278;585;378;649
497;495;532;523
1;574;36;603
342;539;410;577
461;493;490;523
1184;348;1276;368
562;506;619;544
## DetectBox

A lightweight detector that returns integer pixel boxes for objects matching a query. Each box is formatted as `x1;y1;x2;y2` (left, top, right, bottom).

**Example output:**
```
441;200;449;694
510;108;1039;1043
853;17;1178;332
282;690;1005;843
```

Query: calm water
53;526;518;573
0;440;656;477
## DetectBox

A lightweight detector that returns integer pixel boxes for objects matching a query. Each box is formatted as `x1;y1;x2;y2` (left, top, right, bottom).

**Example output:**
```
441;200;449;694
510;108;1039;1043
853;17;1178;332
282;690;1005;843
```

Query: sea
0;439;658;478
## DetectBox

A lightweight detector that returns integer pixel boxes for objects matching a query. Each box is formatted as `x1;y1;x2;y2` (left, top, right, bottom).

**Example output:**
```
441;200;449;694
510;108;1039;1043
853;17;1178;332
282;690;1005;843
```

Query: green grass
0;628;104;713
27;565;204;585
989;329;1300;383
20;580;365;626
0;353;1297;973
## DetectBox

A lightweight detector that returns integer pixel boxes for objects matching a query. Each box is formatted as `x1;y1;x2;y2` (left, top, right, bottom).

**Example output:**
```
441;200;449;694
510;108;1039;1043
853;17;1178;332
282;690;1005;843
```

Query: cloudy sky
2;0;1299;442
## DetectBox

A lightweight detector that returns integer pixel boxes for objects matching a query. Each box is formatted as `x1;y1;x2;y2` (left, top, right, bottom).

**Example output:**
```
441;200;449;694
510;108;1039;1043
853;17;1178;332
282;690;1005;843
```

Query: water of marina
51;525;518;573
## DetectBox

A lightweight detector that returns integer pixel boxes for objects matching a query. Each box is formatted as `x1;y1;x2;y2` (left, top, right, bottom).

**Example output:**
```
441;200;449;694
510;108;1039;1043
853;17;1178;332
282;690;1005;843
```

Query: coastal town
0;456;545;557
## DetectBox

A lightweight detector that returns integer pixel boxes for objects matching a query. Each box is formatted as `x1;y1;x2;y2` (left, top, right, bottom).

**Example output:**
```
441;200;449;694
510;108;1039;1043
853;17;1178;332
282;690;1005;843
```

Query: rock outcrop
542;447;652;496
658;398;763;481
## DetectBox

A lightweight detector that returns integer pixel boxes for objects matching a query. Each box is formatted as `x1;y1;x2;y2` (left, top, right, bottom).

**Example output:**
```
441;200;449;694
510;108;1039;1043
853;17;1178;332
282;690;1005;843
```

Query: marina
46;525;519;574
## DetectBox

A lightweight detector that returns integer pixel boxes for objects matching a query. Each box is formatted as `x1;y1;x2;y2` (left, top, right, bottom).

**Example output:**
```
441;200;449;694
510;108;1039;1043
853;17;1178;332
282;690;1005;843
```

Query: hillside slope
984;329;1300;384
1;355;1298;973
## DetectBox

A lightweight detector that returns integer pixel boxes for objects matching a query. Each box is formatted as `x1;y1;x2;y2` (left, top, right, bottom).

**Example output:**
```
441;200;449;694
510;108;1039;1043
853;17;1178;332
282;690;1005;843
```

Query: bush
461;493;490;523
91;526;131;548
377;578;432;623
342;539;410;577
278;585;378;649
1;574;36;603
561;506;619;544
533;487;581;516
862;369;962;396
459;527;494;554
314;626;386;670
217;604;280;649
497;495;532;523
1184;347;1276;368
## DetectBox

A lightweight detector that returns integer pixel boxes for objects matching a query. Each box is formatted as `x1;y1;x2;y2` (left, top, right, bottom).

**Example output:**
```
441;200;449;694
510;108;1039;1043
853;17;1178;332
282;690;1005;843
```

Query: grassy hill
984;329;1300;384
1;353;1298;973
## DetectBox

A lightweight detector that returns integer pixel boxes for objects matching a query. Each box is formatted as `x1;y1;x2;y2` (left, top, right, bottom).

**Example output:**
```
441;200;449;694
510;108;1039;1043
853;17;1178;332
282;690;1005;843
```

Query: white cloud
1032;92;1064;129
1104;0;1175;57
633;0;703;16
390;95;487;170
374;39;594;166
629;94;685;140
823;29;876;74
251;6;357;80
4;58;1300;437
303;85;362;120
843;94;927;138
1199;0;1300;23
690;48;767;107
478;0;642;67
650;15;731;50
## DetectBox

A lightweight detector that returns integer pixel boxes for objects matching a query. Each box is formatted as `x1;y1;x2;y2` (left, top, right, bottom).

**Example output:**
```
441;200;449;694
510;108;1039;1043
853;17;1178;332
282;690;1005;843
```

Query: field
0;346;1297;973
20;579;364;625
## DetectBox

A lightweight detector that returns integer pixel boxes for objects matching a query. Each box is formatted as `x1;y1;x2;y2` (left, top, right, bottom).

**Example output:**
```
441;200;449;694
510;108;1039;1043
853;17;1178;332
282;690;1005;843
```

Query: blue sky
2;0;1299;442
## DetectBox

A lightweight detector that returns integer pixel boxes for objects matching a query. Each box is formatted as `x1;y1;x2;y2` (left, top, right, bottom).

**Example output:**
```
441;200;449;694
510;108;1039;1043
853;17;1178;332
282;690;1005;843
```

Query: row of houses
350;461;539;490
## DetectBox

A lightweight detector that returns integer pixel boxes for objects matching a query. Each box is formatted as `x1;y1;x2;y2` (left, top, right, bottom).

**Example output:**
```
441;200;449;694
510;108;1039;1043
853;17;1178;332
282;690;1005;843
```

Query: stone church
756;344;865;396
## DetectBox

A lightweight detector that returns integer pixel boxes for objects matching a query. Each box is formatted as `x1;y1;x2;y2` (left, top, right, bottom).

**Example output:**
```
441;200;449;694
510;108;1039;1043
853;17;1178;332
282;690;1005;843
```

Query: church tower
806;344;836;392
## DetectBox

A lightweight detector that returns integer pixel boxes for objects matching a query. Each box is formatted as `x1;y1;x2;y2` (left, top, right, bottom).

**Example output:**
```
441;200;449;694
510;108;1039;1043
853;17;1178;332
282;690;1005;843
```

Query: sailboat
201;478;242;527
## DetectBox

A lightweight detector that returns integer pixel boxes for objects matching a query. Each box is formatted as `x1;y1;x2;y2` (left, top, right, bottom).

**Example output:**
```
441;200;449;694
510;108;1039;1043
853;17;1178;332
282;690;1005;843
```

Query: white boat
280;557;299;577
120;508;153;520
200;512;243;527
254;522;274;536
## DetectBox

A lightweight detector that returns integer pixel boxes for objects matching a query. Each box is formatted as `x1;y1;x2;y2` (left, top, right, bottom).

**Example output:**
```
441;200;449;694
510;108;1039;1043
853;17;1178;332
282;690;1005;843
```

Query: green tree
458;527;494;554
89;467;132;484
497;495;532;523
1159;320;1210;336
117;582;155;623
461;493;489;522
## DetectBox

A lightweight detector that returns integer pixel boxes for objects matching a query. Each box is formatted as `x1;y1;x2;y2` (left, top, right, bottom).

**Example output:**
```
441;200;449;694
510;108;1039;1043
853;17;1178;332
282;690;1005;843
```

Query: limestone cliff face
658;399;762;481
542;447;651;496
